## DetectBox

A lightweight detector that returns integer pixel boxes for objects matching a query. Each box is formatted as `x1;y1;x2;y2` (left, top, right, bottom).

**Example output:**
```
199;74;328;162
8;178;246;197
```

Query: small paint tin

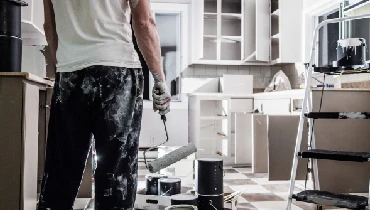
195;158;223;195
159;178;181;196
197;194;224;210
145;174;168;195
165;205;198;210
171;194;198;206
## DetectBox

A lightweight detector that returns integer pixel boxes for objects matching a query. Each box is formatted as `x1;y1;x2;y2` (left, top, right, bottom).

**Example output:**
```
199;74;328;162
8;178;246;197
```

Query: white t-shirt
51;0;142;72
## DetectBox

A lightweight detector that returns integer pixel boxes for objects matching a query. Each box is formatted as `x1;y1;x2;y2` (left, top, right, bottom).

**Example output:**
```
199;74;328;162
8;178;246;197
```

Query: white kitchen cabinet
188;94;231;162
270;0;303;65
188;93;254;165
253;89;305;115
191;0;270;66
21;0;47;45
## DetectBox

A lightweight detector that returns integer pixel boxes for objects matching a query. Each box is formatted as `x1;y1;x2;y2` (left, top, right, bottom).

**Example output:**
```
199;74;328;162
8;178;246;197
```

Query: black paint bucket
197;194;224;210
0;35;22;72
336;38;366;68
195;158;223;195
171;194;198;206
165;205;198;210
159;178;181;196
145;174;168;195
0;0;28;37
0;0;27;73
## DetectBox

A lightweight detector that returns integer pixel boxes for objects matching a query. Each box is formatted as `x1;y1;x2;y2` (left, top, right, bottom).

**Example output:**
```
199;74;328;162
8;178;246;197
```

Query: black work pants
38;66;144;210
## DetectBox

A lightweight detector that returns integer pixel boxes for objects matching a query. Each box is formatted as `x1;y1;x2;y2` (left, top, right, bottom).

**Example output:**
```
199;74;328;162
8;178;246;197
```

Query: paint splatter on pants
38;66;143;210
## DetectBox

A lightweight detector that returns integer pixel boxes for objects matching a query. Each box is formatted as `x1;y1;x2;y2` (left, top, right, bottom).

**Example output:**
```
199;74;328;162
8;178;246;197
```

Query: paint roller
144;115;197;173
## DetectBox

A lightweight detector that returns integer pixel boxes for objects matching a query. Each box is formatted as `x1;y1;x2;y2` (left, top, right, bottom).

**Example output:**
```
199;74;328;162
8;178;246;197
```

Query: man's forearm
132;19;165;82
44;26;58;65
43;0;58;65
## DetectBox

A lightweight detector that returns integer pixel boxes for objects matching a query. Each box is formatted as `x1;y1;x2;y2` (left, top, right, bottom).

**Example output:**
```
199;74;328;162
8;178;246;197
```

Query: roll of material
159;178;181;196
148;143;197;173
197;194;224;210
165;205;198;210
145;174;168;195
0;36;22;72
195;158;223;195
337;38;366;67
171;194;198;206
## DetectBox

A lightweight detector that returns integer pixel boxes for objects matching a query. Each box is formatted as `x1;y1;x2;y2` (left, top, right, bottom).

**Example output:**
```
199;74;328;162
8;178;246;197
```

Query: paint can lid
1;0;28;6
159;178;181;183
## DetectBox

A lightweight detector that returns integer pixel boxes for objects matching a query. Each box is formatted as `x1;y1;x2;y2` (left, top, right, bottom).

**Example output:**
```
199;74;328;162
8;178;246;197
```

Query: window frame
302;0;343;66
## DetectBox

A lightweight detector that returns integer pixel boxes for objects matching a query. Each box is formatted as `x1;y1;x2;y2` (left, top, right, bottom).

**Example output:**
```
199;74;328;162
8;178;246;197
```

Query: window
317;1;370;67
318;9;340;67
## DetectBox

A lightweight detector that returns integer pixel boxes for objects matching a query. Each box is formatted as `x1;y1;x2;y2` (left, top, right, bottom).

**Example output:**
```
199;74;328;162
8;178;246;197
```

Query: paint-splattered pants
38;66;144;210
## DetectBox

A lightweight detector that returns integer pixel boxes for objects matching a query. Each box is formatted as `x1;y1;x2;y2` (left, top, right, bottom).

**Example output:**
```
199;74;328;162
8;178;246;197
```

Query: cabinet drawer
230;99;253;112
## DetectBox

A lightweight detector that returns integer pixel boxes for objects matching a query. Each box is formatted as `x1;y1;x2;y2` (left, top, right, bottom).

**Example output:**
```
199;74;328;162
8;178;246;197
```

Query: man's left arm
43;0;58;65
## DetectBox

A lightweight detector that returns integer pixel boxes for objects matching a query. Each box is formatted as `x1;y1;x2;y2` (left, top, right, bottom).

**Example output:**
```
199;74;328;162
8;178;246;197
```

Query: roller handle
143;114;168;169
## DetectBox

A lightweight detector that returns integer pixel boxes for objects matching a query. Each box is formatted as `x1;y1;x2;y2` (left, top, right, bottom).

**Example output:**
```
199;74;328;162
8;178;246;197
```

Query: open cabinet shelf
192;0;270;65
221;13;242;19
189;94;235;164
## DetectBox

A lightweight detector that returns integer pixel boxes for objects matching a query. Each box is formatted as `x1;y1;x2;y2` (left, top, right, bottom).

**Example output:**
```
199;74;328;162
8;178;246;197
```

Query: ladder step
293;190;368;209
298;149;370;162
305;112;370;119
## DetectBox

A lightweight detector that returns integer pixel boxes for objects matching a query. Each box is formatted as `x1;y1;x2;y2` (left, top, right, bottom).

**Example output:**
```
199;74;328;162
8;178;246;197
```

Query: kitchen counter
187;92;254;99
0;72;54;86
253;89;305;100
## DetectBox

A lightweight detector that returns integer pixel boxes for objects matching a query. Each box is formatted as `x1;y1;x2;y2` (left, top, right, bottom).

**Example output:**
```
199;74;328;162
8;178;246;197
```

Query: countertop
312;88;370;92
0;72;54;86
253;89;305;100
187;92;254;99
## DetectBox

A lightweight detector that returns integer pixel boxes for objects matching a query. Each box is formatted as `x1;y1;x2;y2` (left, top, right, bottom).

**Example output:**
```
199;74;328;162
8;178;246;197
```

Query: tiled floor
85;162;368;210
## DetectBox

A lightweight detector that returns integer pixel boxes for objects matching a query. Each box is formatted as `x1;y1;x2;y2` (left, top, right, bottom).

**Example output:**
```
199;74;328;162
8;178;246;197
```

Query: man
39;0;171;209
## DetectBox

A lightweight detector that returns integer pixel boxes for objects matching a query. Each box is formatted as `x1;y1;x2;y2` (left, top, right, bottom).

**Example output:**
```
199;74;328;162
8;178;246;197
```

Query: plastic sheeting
264;70;292;92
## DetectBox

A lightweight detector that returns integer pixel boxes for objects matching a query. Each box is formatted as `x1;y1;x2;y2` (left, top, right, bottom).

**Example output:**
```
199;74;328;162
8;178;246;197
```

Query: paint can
197;194;224;210
165;205;198;210
195;158;223;195
0;0;27;73
171;194;198;206
336;38;366;68
159;178;181;196
145;174;168;195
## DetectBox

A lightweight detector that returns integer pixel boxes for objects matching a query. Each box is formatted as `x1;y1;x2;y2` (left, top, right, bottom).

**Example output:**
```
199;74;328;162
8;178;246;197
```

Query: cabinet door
255;0;270;61
243;0;270;62
279;0;303;63
243;0;256;61
191;0;205;61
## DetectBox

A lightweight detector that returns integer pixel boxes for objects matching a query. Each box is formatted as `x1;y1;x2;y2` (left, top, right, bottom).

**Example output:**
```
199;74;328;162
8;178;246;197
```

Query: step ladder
286;14;370;210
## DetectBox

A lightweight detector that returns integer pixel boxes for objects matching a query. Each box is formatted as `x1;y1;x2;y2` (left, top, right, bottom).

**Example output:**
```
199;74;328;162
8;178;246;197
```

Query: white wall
140;106;189;147
22;46;46;77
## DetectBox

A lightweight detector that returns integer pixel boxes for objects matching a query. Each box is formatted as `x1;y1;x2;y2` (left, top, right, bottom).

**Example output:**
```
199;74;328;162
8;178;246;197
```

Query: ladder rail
306;82;320;191
286;13;370;210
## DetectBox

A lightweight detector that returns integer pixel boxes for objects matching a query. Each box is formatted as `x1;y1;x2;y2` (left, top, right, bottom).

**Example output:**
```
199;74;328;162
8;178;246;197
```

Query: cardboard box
135;190;237;210
135;189;171;210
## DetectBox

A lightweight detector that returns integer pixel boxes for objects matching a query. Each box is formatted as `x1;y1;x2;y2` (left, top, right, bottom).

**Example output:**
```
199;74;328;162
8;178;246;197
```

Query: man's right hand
152;80;171;115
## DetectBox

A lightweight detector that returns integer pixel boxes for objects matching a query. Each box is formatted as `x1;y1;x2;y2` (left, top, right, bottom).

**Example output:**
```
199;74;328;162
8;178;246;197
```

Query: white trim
302;0;342;63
